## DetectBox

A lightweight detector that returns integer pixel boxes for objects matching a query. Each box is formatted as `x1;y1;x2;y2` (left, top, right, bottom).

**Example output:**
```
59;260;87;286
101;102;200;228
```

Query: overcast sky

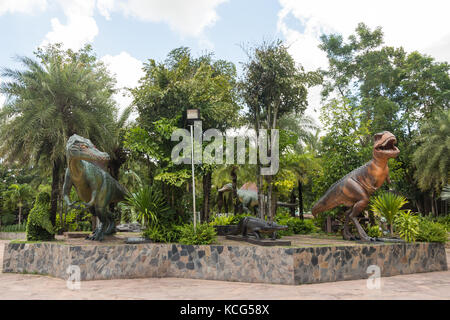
1;0;449;123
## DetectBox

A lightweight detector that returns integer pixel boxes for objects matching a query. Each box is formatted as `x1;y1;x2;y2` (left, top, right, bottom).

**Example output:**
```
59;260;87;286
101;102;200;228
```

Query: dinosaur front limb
82;190;97;207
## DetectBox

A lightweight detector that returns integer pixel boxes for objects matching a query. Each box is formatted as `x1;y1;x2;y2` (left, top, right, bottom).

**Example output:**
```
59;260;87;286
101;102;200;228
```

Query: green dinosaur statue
219;182;298;215
63;134;128;241
219;182;259;214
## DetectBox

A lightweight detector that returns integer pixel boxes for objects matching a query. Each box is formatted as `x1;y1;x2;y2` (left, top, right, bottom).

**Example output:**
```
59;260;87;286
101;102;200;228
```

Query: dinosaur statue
312;131;400;241
218;182;298;214
233;216;288;240
63;134;128;241
218;182;259;214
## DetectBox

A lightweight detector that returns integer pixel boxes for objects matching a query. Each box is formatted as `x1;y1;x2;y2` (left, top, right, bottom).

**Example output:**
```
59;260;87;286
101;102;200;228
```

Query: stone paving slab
1;240;449;300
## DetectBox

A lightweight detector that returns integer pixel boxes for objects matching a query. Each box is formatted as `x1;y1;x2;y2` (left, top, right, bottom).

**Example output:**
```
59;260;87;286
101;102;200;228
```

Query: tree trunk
298;180;304;220
50;159;62;230
18;205;22;225
289;188;296;217
231;166;239;214
201;171;212;222
217;189;223;214
224;194;229;214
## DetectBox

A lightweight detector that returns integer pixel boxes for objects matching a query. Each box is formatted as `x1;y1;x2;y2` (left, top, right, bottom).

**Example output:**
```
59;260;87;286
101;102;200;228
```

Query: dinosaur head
260;221;288;233
66;134;110;162
373;131;399;160
218;183;233;193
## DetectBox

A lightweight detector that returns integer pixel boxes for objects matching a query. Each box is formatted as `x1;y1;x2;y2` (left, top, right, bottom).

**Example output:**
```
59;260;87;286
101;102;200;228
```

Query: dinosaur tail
311;194;337;217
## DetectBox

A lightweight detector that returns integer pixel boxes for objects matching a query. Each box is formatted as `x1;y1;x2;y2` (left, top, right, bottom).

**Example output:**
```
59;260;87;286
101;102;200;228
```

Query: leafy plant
26;191;54;241
209;214;234;226
275;212;319;237
394;210;420;242
367;225;382;238
0;223;27;232
125;185;169;227
177;222;217;245
416;218;448;243
143;224;181;243
369;192;408;234
229;213;254;225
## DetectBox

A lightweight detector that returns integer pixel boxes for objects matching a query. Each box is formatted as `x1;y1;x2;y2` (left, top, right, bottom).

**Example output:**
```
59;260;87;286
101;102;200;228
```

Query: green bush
367;224;382;238
0;223;27;232
143;224;181;243
177;222;217;245
275;212;319;237
435;215;450;232
394;210;420;242
209;214;234;226
417;218;448;243
26;192;54;241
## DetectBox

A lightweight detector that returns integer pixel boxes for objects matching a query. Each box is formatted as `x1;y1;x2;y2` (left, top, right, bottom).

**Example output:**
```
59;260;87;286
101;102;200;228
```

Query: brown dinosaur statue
312;131;400;241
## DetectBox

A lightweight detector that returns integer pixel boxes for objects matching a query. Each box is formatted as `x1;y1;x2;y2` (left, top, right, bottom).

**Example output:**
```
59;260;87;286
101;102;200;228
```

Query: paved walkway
0;240;449;300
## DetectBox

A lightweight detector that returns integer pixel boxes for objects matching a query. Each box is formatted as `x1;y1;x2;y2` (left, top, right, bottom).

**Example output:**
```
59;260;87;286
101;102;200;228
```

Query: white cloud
101;51;144;116
41;0;98;51
0;0;47;15
278;0;450;125
116;0;228;37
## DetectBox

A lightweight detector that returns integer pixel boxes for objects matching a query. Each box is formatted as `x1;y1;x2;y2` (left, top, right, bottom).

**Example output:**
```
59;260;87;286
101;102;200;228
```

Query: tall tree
128;47;240;220
241;40;321;220
0;44;117;230
413;110;449;214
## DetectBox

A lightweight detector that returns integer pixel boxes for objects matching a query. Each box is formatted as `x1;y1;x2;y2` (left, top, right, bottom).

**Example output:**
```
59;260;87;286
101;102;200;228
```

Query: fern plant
394;210;419;242
370;192;408;235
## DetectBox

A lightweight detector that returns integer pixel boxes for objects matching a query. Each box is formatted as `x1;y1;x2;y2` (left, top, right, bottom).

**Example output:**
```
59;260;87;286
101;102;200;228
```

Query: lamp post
186;109;201;230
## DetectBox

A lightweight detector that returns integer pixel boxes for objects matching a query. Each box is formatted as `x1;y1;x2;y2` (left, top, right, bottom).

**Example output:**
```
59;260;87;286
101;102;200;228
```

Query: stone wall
2;242;447;285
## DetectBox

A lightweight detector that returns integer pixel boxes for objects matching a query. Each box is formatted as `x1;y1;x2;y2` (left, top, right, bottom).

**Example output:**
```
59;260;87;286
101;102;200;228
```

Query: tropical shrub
394;210;420;242
209;214;234;226
435;215;450;232
367;224;382;238
369;192;408;234
416;218;448;243
26;191;54;241
177;222;217;245
276;212;319;237
143;224;181;243
125;185;169;227
0;223;27;232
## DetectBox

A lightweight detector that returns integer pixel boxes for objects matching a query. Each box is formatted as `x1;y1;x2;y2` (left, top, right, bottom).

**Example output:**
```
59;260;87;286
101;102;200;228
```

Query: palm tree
413;110;449;192
413;110;449;214
370;192;408;235
7;183;34;225
0;44;117;229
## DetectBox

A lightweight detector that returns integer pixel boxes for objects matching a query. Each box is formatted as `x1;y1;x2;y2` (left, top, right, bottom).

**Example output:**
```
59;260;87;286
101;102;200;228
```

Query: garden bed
2;234;447;285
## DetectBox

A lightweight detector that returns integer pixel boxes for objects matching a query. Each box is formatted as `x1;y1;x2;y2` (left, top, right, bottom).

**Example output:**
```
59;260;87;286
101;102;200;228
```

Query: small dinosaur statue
219;182;260;214
63;134;128;241
234;216;288;240
218;182;298;214
312;131;400;241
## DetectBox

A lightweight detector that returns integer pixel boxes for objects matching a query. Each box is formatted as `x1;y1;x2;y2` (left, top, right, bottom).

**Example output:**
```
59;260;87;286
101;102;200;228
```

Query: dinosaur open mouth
376;137;398;153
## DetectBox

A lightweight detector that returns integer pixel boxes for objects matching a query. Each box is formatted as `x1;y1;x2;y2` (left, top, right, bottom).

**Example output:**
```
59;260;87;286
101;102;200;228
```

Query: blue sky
1;0;449;120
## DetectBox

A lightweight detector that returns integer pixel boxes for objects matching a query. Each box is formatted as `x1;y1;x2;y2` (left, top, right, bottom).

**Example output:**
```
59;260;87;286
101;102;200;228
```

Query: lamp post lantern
186;109;201;230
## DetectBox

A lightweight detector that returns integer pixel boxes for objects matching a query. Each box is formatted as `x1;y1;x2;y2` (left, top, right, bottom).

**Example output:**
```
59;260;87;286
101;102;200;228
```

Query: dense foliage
26;191;54;241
